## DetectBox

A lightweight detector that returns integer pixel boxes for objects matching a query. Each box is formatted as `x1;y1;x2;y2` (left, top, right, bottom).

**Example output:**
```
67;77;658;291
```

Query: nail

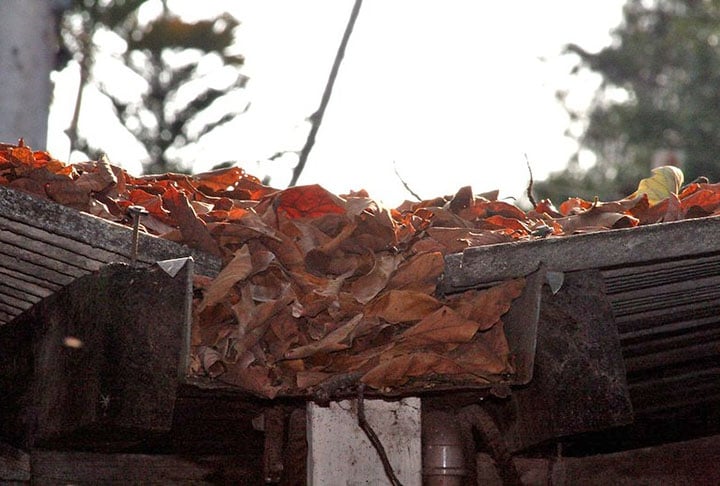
127;205;149;265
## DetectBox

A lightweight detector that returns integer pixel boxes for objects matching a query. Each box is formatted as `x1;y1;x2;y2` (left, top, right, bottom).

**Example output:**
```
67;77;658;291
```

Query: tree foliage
59;0;247;174
538;0;720;203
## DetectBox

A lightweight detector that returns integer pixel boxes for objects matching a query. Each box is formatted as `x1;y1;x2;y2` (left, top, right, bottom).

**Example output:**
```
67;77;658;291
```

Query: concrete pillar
307;397;421;485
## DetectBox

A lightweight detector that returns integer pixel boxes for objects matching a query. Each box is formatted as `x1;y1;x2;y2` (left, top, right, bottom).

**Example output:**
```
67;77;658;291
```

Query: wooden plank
0;300;23;316
481;433;720;485
0;248;76;286
0;185;222;276
31;450;261;484
0;283;40;305
0;221;107;272
0;215;124;265
0;266;60;296
441;216;720;291
0;241;88;279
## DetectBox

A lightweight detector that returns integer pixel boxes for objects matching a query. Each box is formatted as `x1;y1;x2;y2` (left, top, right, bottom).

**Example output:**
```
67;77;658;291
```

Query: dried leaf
162;185;222;256
449;279;525;331
284;313;364;359
350;252;402;304
361;352;468;389
276;184;346;219
400;306;480;345
555;205;639;233
74;155;117;193
198;245;252;312
387;251;444;293
366;290;443;323
630;165;684;205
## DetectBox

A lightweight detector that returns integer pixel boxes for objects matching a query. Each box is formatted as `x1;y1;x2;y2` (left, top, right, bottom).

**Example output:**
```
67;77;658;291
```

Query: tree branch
289;0;363;187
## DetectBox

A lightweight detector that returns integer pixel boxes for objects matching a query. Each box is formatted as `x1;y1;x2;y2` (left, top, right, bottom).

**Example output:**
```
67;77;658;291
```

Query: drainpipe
422;411;467;485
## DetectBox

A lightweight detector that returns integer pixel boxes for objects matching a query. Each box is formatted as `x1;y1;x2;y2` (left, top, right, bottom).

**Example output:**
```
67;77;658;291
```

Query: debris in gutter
3;139;720;399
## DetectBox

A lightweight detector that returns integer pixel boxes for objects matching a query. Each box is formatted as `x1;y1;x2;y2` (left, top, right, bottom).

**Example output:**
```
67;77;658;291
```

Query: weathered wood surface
0;442;29;482
441;216;720;292
477;433;720;485
0;262;191;448
0;185;222;326
29;450;262;485
497;270;633;452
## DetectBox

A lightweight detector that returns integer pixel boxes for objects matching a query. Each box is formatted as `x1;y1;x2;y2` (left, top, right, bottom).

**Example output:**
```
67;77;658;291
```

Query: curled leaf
630;165;684;205
198;245;252;312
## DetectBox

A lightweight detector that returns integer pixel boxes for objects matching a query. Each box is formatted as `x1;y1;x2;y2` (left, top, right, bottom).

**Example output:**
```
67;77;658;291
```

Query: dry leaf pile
4;140;720;398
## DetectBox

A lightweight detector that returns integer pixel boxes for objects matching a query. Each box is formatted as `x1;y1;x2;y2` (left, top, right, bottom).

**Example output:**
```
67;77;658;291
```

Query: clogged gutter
3;140;720;399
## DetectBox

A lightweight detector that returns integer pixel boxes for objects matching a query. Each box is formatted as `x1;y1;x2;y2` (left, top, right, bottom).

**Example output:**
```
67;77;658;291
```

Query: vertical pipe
422;411;467;486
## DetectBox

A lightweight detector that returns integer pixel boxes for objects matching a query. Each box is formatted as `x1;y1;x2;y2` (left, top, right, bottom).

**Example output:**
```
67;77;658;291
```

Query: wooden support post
307;397;421;485
0;260;192;449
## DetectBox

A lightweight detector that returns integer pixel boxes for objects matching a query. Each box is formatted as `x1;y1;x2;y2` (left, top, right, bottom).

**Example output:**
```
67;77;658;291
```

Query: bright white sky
48;1;626;207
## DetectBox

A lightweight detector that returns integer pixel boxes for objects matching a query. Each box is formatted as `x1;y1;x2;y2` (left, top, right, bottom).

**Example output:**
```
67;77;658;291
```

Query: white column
307;397;421;486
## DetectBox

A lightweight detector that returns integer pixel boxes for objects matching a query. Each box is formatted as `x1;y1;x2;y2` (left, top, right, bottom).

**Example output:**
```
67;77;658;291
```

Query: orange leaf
681;186;720;214
559;197;593;216
276;184;347;219
481;214;530;233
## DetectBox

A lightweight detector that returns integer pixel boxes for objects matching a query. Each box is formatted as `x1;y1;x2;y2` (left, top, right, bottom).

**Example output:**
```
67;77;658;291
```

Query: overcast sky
48;1;626;207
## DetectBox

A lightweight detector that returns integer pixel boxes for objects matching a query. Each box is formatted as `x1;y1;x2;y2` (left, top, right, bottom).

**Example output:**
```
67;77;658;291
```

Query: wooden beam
29;450;261;484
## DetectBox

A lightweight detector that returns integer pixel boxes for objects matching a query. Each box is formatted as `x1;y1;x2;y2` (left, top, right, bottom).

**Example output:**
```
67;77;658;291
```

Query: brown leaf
198;244;253;312
350;252;402;304
386;251;444;293
44;179;91;208
400;306;480;345
424;227;515;253
366;290;443;323
296;370;333;389
448;279;525;331
284;313;364;359
360;352;467;389
221;364;282;399
195;346;226;378
232;292;294;360
451;321;512;374
554;205;639;233
74;155;117;193
162;185;222;256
